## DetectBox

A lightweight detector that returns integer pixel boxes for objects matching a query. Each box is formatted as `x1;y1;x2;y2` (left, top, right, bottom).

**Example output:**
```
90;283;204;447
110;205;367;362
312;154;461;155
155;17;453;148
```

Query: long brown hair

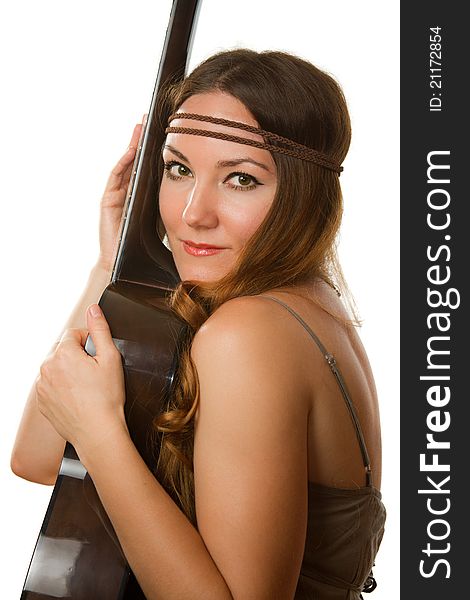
153;49;352;525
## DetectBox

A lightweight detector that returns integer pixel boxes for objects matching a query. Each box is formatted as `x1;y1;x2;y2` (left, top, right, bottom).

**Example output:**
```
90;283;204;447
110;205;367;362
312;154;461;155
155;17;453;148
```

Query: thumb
86;304;115;358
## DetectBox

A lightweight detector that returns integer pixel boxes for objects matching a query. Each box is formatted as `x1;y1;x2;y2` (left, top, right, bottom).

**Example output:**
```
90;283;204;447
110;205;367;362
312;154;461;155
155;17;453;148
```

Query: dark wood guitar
21;1;201;597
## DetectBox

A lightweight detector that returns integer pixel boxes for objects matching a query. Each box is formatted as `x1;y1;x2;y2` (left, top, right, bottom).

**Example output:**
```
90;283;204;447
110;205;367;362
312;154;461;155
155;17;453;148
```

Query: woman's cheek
222;202;271;245
159;190;181;236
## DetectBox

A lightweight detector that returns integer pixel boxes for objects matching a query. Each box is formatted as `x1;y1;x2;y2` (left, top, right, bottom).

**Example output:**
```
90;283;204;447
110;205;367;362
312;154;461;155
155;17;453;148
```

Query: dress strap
260;295;373;487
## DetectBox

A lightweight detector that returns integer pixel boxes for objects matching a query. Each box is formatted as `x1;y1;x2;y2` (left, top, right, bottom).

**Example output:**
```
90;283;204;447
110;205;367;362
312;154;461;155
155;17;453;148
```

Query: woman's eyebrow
163;144;273;173
217;157;272;172
163;144;189;163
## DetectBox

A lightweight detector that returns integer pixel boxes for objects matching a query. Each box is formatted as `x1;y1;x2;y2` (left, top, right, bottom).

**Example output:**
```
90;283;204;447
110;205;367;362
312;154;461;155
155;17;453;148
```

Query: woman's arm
11;122;143;484
190;297;309;598
10;263;112;484
36;296;309;598
78;426;234;600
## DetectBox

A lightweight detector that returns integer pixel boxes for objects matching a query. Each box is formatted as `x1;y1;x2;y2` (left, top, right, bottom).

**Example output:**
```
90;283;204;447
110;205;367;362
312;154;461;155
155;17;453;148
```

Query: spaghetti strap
260;295;373;487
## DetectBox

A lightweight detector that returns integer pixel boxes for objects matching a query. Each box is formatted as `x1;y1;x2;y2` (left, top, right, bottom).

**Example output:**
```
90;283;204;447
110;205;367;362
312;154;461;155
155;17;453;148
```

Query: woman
11;49;385;598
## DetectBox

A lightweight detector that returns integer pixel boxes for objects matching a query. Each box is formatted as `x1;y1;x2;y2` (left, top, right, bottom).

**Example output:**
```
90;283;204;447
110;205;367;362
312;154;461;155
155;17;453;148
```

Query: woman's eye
226;172;261;191
163;161;192;180
163;161;261;192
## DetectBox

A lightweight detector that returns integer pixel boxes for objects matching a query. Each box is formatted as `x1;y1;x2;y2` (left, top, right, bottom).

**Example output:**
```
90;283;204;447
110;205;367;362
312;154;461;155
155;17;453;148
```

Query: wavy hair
152;49;353;525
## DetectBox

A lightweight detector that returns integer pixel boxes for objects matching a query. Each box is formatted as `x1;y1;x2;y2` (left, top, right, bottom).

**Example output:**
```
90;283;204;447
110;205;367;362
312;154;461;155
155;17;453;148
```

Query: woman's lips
182;240;226;256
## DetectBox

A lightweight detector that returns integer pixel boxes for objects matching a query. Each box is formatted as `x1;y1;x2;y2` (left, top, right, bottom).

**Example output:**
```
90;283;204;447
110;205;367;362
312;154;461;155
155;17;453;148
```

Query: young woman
11;49;386;599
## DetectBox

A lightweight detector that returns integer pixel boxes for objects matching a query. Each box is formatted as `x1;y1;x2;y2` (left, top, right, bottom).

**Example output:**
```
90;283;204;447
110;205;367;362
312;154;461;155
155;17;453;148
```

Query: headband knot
165;112;343;175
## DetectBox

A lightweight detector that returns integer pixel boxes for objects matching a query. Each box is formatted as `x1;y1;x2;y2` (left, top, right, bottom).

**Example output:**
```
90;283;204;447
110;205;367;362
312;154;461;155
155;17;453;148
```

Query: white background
0;1;399;597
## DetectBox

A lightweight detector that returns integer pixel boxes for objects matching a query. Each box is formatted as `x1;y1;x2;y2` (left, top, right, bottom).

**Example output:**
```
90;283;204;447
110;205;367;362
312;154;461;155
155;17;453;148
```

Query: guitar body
21;1;201;597
21;444;129;600
22;285;183;599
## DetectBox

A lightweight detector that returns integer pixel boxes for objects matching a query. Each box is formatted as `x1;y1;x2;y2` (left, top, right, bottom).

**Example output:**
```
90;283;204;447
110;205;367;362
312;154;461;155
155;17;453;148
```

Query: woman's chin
176;265;231;284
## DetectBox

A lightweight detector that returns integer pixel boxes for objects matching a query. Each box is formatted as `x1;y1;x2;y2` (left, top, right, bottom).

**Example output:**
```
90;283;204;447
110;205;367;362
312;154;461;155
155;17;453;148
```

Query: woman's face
159;91;277;282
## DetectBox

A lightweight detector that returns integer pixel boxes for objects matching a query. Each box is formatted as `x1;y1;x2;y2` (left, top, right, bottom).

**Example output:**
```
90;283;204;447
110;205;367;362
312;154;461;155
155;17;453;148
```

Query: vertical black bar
401;3;468;598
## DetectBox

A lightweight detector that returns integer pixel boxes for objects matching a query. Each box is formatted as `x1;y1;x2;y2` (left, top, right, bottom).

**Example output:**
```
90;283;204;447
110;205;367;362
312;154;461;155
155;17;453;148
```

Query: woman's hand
96;118;145;273
36;304;129;462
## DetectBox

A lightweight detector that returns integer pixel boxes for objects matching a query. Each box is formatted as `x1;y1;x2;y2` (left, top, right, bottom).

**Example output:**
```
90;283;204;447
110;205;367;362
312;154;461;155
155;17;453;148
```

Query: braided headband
165;112;343;175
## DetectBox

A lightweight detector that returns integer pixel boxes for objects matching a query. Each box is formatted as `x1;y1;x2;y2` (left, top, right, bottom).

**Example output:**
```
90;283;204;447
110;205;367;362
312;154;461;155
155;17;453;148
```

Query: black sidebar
401;3;468;598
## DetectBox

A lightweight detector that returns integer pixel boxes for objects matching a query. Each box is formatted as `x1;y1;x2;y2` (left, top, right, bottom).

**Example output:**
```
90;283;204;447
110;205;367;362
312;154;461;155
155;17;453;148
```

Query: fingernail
89;304;102;318
142;113;148;125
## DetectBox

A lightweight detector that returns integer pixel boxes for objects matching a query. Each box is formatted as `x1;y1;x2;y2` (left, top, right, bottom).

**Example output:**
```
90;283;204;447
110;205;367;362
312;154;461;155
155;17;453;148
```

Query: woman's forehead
172;92;268;145
177;91;258;128
164;99;276;173
163;135;276;174
164;92;276;172
165;91;276;174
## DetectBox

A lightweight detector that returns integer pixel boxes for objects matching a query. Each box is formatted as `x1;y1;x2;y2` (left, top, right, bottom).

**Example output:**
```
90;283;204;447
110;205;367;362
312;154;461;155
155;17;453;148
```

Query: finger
131;119;144;147
86;304;117;359
58;328;90;349
56;329;88;357
106;123;143;190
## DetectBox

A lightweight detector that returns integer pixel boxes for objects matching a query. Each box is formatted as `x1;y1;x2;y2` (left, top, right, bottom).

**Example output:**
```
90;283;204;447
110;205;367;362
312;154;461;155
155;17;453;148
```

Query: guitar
21;1;201;597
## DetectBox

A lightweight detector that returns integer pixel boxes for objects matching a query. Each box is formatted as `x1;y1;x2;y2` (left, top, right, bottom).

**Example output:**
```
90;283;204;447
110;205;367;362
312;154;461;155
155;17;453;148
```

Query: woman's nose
182;181;219;229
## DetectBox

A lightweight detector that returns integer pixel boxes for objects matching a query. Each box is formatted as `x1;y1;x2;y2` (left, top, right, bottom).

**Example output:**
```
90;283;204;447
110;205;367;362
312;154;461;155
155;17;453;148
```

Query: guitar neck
112;0;202;290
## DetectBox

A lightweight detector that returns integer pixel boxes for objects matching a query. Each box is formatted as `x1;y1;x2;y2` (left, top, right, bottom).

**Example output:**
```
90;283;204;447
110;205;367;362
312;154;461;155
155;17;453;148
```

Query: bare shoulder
191;294;311;412
194;294;278;334
191;295;305;379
